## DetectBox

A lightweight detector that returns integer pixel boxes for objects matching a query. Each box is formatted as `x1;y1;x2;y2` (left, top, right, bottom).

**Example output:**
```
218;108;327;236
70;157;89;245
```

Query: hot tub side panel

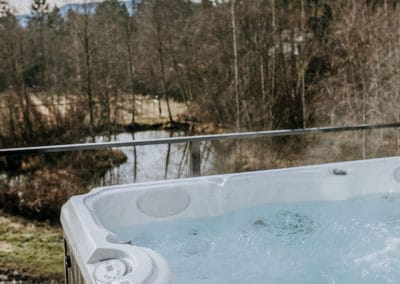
61;195;174;284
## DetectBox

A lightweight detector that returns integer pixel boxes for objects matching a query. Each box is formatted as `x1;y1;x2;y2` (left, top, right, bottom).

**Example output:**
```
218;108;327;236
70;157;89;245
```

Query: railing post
190;141;201;177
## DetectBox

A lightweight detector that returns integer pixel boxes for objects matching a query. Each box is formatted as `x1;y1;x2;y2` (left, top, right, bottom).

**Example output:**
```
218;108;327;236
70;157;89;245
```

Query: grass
0;210;64;282
0;149;129;281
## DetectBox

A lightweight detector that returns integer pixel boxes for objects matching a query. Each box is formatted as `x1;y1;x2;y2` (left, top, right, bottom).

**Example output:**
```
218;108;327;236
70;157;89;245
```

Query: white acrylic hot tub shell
60;157;400;284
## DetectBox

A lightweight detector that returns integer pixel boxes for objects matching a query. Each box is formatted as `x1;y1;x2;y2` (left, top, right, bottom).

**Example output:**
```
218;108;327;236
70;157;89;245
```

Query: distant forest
1;0;400;147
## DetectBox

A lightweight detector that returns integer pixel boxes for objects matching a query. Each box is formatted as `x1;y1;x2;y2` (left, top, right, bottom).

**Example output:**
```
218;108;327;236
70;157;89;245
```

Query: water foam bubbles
113;193;400;284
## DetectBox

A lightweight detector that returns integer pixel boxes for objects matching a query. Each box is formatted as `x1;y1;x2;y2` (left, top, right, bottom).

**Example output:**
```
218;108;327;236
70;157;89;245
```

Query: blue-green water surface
114;193;400;284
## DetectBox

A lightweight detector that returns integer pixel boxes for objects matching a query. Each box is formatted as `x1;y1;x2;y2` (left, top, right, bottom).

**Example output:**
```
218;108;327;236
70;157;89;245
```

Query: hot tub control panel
93;259;127;283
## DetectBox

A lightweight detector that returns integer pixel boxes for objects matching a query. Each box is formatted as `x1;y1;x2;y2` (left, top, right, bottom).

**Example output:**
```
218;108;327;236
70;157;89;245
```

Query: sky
10;0;91;15
9;0;203;15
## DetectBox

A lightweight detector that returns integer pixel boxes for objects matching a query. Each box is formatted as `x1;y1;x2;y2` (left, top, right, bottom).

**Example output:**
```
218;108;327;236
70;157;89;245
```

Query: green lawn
0;211;64;282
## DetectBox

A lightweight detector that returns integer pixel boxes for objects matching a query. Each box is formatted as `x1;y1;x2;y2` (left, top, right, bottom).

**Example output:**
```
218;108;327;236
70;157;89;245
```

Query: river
96;130;216;186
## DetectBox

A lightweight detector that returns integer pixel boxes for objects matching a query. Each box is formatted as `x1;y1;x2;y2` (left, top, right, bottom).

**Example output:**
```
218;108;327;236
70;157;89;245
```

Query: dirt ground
6;93;188;124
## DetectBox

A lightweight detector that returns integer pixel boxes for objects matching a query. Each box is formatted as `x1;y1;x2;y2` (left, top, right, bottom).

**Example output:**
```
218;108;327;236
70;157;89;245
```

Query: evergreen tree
0;0;9;17
31;0;49;16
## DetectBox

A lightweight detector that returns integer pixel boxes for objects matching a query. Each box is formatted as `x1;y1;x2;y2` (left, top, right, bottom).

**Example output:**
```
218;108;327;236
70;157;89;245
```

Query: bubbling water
113;193;400;284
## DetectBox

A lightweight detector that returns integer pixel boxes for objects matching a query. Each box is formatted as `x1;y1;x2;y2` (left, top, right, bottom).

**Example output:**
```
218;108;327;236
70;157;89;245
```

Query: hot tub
61;157;400;283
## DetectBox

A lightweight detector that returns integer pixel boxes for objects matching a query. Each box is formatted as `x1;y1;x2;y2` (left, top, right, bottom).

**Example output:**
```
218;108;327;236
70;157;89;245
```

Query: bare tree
231;0;240;132
152;1;174;123
124;0;139;125
300;0;306;128
31;0;49;88
72;0;96;142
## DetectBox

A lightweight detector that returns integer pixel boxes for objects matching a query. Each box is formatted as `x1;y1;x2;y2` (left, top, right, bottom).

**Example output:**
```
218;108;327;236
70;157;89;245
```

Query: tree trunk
11;35;33;143
125;9;136;125
231;0;240;132
83;3;95;142
300;0;307;128
155;24;174;123
271;0;276;129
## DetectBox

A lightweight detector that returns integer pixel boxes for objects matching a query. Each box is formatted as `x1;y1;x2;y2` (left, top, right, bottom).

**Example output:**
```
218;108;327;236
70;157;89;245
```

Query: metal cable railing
1;122;400;176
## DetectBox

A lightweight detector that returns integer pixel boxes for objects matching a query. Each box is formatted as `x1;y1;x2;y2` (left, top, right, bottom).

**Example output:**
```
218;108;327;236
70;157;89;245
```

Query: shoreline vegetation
0;95;192;282
0;95;191;219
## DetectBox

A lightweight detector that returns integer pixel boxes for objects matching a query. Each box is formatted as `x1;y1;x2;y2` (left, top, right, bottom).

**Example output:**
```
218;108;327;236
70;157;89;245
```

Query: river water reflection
97;130;216;186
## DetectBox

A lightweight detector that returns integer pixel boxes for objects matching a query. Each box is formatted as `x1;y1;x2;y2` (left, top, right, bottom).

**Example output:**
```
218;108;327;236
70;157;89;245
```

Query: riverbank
0;149;127;222
0;149;129;282
0;93;197;281
0;92;192;133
